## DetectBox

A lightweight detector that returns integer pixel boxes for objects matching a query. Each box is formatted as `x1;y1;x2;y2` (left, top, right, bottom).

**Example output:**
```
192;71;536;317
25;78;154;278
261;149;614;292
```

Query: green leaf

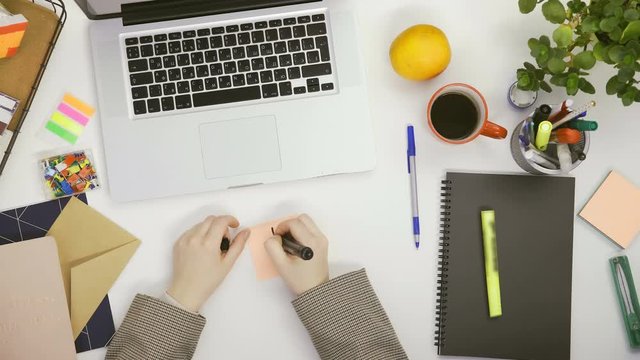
553;25;573;47
609;27;623;42
540;35;551;47
579;78;596;94
566;73;580;95
600;17;619;32
524;62;536;71
609;45;626;63
622;90;635;105
535;69;546;80
621;20;640;43
548;57;567;74
618;67;635;82
581;16;600;33
606;75;624;94
536;46;551;67
550;74;568;86
540;80;553;92
542;0;567;24
519;0;538;14
528;38;539;51
593;41;609;61
574;51;597;69
517;72;532;89
625;9;640;21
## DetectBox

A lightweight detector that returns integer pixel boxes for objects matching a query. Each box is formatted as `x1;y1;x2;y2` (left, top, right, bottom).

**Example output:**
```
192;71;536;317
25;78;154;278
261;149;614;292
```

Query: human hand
264;214;329;296
167;215;250;312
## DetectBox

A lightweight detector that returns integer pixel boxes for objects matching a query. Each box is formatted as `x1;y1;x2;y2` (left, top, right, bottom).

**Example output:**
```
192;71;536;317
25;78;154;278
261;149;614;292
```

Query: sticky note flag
247;216;296;280
0;14;28;59
45;94;95;144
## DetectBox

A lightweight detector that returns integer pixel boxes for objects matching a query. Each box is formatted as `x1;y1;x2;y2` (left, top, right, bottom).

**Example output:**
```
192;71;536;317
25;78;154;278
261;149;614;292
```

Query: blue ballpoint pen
407;125;420;249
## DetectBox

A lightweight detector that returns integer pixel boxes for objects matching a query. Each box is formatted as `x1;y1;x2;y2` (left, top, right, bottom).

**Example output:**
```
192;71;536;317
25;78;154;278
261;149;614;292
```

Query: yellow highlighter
481;210;502;318
535;121;553;151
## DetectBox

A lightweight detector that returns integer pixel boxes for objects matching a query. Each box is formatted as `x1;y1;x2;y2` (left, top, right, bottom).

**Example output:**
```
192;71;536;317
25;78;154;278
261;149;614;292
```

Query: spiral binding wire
435;179;452;349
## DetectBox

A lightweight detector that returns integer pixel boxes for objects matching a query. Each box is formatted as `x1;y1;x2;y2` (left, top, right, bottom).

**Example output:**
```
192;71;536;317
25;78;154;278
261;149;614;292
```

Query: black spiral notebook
435;172;575;360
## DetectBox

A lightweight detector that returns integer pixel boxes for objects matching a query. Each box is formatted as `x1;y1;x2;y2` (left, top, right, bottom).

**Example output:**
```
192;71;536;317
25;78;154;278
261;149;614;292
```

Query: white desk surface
1;0;639;359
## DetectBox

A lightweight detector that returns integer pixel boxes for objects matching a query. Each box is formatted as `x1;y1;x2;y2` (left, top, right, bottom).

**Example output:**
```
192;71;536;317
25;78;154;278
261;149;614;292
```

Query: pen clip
407;125;415;173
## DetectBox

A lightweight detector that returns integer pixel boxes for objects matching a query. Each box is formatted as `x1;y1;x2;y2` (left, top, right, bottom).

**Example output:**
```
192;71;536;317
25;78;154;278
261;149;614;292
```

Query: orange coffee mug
427;83;507;144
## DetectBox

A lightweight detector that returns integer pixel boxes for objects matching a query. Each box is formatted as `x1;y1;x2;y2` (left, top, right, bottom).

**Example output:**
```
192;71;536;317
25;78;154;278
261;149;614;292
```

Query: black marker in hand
271;227;314;260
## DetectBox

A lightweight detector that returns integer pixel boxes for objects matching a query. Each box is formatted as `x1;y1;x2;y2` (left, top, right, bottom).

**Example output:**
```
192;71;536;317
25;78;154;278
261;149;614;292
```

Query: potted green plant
516;0;640;106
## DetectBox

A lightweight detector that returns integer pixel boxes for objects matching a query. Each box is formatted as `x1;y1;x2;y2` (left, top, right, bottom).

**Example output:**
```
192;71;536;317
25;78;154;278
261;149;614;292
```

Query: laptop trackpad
200;116;282;179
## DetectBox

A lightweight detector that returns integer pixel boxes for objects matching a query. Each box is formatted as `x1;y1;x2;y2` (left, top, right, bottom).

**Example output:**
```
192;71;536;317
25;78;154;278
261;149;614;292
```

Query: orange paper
0;237;76;360
579;171;640;248
247;216;296;280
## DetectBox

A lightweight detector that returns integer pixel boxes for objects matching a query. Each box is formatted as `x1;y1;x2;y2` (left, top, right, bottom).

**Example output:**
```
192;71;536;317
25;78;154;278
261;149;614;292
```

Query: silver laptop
77;0;375;202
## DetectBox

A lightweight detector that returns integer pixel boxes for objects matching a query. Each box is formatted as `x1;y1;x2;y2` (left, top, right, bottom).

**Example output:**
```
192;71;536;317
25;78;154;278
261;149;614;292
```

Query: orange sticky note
247;216;296;280
580;171;640;248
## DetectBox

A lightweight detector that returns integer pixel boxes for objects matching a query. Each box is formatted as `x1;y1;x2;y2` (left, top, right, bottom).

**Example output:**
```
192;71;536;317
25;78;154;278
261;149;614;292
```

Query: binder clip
610;256;640;348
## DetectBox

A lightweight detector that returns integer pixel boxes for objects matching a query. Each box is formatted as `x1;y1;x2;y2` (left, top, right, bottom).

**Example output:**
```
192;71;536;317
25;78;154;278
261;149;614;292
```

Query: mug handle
480;120;508;140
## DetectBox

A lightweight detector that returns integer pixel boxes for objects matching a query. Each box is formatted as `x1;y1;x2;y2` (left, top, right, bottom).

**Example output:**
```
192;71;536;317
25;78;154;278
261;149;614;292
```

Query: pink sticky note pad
580;171;640;248
248;216;296;280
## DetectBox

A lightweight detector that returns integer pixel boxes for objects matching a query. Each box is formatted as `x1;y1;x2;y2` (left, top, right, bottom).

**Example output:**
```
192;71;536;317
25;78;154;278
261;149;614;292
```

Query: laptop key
307;23;327;36
238;32;251;45
140;44;154;57
131;86;148;99
191;79;205;92
161;97;175;111
193;86;261;107
130;72;153;86
147;98;161;113
308;84;320;92
241;23;253;31
316;36;330;61
224;61;237;74
128;59;148;72
321;83;334;91
312;14;325;22
205;50;218;63
168;68;182;81
126;47;140;59
197;28;211;37
293;52;306;65
269;19;282;28
210;63;223;75
293;25;306;38
196;65;209;77
298;16;311;24
288;39;301;52
133;100;147;114
224;34;237;47
177;81;190;93
238;59;251;72
154;70;168;83
251;58;265;71
232;74;245;87
279;81;293;96
307;78;319;86
262;83;278;98
125;38;138;45
210;36;223;48
265;56;278;69
246;72;259;85
283;18;296;25
288;67;301;79
279;54;292;67
177;54;190;66
219;48;232;61
307;50;320;64
279;27;292;40
247;45;260;57
183;30;196;38
226;25;239;33
260;70;273;83
182;40;196;52
219;76;232;88
175;94;192;109
212;27;225;34
265;29;278;42
149;84;162;97
294;86;306;94
154;34;167;42
274;41;287;54
196;38;209;50
190;52;204;64
205;78;218;90
168;41;181;53
232;47;246;59
149;57;163;69
154;43;168;56
163;83;176;95
140;36;153;44
260;43;273;56
169;32;182;40
251;31;265;43
182;67;196;79
302;63;331;77
255;21;268;29
274;69;287;81
163;55;176;68
302;38;315;50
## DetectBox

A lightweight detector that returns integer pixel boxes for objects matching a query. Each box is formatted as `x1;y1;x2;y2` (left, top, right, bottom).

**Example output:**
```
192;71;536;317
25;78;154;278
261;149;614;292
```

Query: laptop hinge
121;0;321;26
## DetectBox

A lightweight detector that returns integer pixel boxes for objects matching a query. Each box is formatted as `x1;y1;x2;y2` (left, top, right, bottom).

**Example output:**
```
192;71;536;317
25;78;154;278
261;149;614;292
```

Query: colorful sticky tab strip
45;94;95;144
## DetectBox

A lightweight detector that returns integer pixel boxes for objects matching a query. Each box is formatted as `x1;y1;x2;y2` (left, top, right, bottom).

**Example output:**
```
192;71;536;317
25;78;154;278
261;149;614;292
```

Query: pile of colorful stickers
42;151;100;198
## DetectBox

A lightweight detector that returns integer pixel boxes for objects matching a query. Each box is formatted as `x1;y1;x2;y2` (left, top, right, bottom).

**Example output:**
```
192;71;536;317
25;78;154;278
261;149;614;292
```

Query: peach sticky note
0;237;76;360
248;216;296;280
579;171;640;248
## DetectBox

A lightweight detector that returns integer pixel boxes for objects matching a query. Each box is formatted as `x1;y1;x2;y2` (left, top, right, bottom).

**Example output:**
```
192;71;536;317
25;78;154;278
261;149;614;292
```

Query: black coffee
431;93;479;140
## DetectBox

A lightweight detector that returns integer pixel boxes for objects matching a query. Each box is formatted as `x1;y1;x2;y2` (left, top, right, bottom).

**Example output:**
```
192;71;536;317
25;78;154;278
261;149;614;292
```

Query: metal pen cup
510;118;590;175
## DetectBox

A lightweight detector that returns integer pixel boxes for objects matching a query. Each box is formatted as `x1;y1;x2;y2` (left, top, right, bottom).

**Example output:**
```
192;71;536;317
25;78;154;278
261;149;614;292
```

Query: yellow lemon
390;25;451;81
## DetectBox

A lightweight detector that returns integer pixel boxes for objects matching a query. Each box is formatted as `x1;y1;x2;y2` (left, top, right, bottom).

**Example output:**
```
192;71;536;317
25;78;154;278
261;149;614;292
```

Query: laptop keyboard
122;11;336;118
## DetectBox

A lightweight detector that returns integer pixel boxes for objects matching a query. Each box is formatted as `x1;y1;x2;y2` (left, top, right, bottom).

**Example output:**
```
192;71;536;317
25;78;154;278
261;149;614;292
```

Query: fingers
264;235;290;268
194;216;217;238
203;215;239;245
275;218;314;245
223;229;250;265
298;214;322;236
